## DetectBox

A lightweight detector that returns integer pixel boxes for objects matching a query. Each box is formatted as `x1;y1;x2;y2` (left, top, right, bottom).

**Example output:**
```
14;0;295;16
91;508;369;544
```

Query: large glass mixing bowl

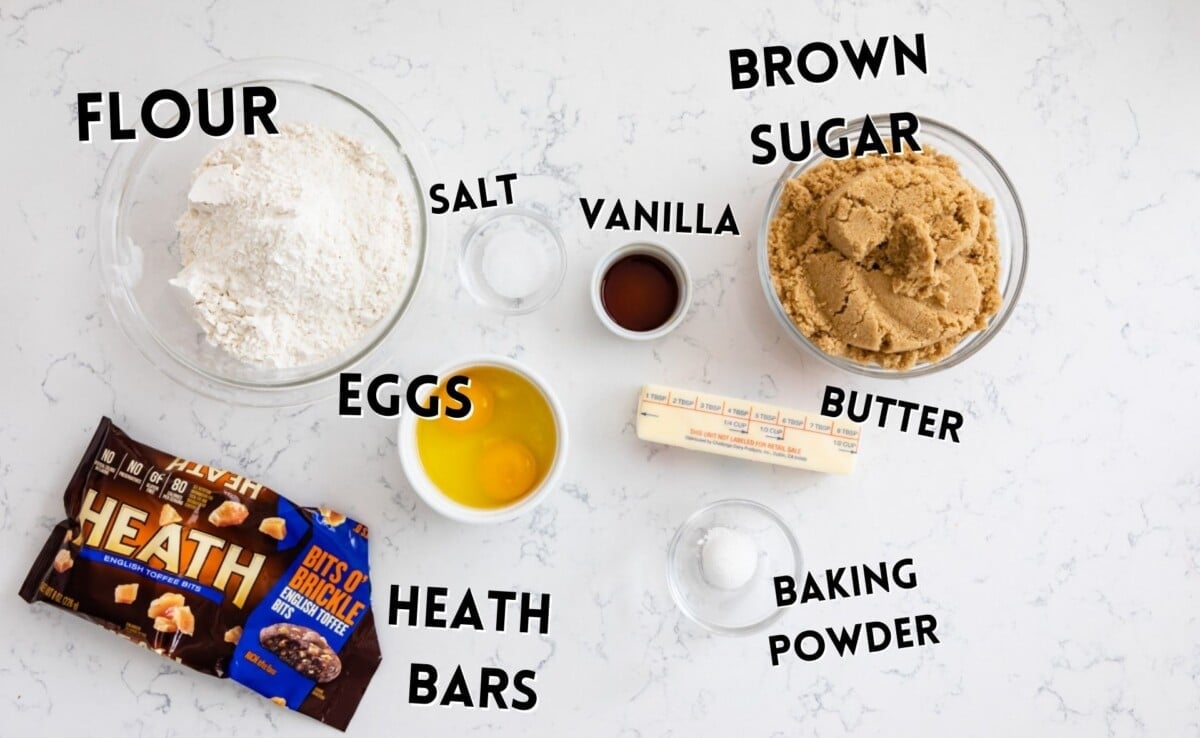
97;58;433;405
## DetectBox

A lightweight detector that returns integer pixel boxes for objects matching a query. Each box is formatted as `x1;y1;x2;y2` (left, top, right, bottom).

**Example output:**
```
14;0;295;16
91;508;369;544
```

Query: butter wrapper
636;384;861;474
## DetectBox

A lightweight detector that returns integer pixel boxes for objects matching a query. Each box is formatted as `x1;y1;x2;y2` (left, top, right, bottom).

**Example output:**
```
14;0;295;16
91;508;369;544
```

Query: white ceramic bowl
397;355;568;523
590;241;692;340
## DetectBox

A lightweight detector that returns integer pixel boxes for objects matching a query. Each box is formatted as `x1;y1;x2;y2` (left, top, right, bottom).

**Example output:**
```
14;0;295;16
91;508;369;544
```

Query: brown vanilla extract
600;253;680;332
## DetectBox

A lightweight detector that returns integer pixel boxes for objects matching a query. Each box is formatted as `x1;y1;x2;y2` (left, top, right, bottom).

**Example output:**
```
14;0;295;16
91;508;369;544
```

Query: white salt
480;226;548;300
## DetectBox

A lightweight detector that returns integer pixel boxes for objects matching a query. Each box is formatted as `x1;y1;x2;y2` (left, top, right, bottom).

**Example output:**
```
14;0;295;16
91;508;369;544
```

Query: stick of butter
635;384;862;474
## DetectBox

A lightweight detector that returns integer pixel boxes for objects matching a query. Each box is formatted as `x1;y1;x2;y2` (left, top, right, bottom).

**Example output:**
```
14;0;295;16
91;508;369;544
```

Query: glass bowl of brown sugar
757;116;1028;378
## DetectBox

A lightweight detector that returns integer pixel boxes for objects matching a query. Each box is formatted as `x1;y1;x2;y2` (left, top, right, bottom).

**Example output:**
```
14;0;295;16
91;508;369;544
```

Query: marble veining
1;0;1198;736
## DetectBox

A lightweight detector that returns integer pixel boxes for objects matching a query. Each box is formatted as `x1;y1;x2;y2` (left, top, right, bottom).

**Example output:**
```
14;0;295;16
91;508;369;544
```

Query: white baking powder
701;526;759;590
172;122;412;368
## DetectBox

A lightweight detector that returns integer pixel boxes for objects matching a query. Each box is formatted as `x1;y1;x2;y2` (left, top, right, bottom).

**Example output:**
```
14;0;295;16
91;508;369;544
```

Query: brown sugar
767;148;1001;369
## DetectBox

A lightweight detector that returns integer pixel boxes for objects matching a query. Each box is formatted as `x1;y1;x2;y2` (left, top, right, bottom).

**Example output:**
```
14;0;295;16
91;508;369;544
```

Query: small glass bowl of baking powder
667;499;802;636
97;58;435;406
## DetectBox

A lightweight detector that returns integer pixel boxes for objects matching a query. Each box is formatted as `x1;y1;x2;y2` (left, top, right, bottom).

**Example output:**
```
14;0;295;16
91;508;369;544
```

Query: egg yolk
415;365;555;510
438;378;495;434
477;439;538;502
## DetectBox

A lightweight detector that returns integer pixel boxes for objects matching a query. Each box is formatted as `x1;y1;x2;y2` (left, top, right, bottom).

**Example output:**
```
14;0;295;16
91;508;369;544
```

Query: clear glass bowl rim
458;207;568;315
666;498;802;637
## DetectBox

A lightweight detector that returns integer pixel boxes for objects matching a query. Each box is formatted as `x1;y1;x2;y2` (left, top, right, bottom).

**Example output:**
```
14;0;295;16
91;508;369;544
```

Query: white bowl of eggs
397;355;568;523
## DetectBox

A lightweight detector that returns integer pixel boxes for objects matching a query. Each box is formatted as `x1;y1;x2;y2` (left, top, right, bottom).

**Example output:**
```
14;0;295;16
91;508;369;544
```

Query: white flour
172;123;412;368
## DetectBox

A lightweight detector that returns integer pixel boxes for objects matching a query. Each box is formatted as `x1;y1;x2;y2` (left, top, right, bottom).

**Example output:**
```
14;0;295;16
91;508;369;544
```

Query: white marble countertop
3;1;1198;735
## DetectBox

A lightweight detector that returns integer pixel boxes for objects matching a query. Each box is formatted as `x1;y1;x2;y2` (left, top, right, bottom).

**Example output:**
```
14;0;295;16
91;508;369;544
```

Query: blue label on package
78;548;225;603
229;504;372;709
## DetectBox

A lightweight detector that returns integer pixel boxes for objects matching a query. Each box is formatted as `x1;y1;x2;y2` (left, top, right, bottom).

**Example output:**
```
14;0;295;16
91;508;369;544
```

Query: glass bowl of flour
98;59;433;405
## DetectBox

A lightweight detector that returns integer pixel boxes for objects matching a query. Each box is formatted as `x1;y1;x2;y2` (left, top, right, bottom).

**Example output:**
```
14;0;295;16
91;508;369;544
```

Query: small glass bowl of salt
460;208;567;315
667;499;802;636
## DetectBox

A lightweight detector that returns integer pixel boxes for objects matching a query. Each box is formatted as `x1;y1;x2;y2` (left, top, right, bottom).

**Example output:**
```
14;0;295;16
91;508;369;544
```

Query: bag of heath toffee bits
20;417;381;731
